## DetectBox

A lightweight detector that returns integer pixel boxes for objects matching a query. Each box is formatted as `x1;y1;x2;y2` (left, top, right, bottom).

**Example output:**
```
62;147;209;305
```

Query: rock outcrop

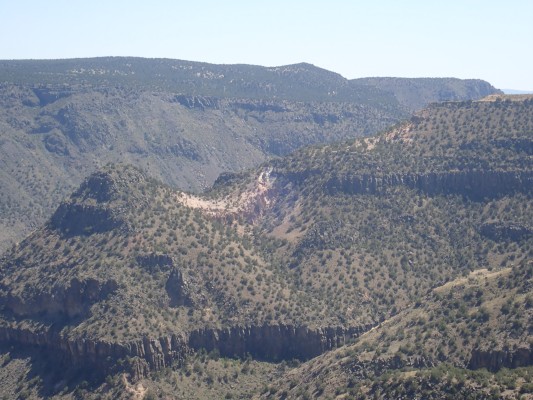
48;167;148;236
136;253;174;271
0;323;373;380
166;268;192;307
480;222;532;242
50;203;126;236
188;324;373;361
324;170;533;200
2;278;118;320
346;355;436;380
173;95;219;110
0;326;189;378
468;346;533;371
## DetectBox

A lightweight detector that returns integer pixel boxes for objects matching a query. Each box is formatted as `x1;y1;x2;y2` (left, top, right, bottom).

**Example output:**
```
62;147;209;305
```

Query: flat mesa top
479;94;533;102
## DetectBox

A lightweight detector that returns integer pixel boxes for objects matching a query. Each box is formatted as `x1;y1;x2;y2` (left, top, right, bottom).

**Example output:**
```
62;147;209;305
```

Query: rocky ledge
325;170;533;200
479;222;532;242
468;346;533;371
0;325;189;381
2;278;118;320
0;323;372;380
188;324;373;361
49;203;126;236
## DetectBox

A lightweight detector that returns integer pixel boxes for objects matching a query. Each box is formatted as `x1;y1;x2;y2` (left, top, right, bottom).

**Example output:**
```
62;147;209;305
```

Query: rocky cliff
324;170;533;199
468;346;533;371
188;324;373;361
50;203;127;236
0;323;373;380
0;326;187;380
2;278;118;320
480;221;532;241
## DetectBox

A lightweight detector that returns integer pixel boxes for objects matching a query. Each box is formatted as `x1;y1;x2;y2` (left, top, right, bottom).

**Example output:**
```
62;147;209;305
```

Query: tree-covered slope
0;95;530;399
263;262;532;399
0;57;501;253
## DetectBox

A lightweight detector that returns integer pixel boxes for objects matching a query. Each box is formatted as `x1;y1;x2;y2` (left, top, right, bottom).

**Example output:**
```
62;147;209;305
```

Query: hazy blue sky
1;0;532;90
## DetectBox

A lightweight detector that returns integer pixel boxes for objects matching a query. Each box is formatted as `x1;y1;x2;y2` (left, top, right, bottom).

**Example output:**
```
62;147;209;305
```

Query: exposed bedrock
0;326;189;378
2;323;532;381
49;203;125;236
479;222;532;242
0;323;372;379
324;170;533;199
468;346;533;371
1;278;118;320
188;324;373;361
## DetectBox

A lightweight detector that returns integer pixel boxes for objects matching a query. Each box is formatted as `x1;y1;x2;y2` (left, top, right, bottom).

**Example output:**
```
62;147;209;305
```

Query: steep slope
0;95;531;398
0;165;374;382
264;262;532;399
203;95;533;328
0;83;400;254
0;57;501;253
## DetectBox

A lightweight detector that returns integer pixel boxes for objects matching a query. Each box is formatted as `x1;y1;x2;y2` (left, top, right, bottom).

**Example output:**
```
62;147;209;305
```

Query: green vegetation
269;97;533;179
0;95;531;398
342;365;533;399
0;346;285;399
1;58;498;105
0;58;500;253
267;262;532;399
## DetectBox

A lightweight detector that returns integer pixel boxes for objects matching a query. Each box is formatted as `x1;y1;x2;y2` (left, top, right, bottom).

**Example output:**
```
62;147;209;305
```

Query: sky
1;0;532;90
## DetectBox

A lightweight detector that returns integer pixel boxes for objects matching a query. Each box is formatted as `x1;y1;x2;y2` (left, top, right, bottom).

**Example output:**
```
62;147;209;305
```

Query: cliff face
468;346;533;371
0;326;189;376
480;222;532;241
166;268;192;307
0;323;373;380
324;170;533;199
188;324;372;361
50;203;126;236
2;278;118;320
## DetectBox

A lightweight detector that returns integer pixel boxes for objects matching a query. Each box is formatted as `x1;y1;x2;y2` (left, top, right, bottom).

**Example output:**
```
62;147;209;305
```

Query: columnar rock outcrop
0;323;373;379
188;324;373;361
468;346;533;371
480;222;532;242
0;326;189;377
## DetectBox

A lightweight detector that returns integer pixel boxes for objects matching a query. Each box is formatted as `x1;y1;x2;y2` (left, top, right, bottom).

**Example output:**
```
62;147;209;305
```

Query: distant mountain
0;95;531;398
355;76;502;112
0;57;501;253
0;58;500;105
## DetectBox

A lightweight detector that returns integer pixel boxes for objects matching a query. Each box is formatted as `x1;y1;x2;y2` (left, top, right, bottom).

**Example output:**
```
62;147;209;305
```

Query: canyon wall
0;323;372;379
324;170;533;199
468;346;533;371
